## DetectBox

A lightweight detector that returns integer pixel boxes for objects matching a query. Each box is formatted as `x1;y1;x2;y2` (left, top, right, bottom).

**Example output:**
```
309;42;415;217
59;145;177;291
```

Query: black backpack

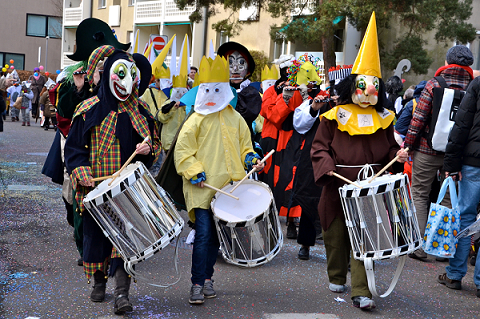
426;76;468;152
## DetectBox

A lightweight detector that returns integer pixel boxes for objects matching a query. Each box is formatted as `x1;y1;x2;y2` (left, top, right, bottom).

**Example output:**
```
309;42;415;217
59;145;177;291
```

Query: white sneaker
352;296;376;310
329;283;346;293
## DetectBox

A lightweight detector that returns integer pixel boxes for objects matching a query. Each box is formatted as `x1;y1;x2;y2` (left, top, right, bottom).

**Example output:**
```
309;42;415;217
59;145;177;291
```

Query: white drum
211;179;283;267
83;162;184;276
339;173;422;297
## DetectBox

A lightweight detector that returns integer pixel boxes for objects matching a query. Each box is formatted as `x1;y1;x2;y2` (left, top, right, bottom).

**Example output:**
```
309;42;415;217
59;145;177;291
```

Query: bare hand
174;101;181;108
195;181;205;188
253;161;265;171
135;143;151;155
396;148;408;163
73;67;86;92
326;170;334;176
78;176;95;187
311;100;325;111
445;171;462;181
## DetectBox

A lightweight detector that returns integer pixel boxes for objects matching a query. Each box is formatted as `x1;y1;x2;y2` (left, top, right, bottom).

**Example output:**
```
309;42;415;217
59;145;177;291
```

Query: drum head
212;180;272;223
84;162;143;203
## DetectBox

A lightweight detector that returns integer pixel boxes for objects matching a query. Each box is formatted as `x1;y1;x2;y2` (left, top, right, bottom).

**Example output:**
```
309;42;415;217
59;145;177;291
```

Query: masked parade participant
217;41;262;143
42;18;131;266
174;55;264;305
65;45;160;315
310;12;408;310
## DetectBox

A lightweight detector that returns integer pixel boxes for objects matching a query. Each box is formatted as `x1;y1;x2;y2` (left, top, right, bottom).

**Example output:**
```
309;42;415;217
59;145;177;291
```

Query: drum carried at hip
339;172;422;297
211;179;283;267
83;161;184;278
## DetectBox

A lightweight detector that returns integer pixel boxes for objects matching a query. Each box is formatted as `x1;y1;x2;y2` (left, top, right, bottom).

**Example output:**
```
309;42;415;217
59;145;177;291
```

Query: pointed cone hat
351;12;382;78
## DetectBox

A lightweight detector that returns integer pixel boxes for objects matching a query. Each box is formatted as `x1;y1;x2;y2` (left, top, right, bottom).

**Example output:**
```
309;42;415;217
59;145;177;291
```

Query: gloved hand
299;84;309;101
282;87;294;105
161;100;176;114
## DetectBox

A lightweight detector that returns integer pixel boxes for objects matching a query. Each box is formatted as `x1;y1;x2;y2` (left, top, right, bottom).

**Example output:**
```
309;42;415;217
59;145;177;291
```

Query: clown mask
194;82;234;116
229;51;248;84
297;61;322;86
171;87;188;103
109;59;138;101
352;75;379;108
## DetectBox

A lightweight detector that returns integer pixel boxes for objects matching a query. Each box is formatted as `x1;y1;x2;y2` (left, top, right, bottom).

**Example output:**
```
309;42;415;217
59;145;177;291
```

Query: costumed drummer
310;12;407;310
174;55;264;305
65;45;160;315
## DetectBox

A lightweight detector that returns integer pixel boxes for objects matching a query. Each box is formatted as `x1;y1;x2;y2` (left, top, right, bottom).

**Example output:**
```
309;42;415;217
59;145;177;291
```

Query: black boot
90;270;107;302
114;267;133;315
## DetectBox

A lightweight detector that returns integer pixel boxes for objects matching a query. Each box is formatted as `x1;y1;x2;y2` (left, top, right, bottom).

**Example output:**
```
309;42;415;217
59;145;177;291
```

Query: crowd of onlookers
0;69;57;132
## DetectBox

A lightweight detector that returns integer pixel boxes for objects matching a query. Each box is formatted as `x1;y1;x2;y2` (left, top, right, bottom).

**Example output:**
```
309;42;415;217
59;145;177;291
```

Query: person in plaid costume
404;45;474;261
65;45;160;315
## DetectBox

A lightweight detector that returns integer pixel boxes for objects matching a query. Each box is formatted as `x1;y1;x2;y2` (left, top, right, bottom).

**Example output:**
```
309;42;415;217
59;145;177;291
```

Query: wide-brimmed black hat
217;41;255;77
67;18;131;62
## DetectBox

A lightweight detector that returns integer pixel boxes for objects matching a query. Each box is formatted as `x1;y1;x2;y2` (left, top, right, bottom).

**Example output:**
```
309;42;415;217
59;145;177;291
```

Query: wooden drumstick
368;147;409;183
332;172;362;189
108;136;150;186
203;183;239;200
230;149;275;193
91;175;113;182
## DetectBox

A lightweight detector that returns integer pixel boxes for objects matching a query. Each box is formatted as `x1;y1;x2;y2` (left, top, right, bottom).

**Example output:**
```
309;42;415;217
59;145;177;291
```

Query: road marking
7;185;47;191
264;314;339;319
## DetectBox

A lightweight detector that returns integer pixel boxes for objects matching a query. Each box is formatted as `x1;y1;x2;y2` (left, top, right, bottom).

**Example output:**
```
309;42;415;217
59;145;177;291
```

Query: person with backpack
404;45;474;260
395;80;427;142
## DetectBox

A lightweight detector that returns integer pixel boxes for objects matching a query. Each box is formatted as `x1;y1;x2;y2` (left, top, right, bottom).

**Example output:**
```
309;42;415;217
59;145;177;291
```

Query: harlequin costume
310;12;400;310
65;45;160;315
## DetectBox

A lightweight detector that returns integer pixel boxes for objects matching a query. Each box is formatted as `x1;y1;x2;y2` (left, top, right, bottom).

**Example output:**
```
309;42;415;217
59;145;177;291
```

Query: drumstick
332;172;362;189
91;175;113;182
230;149;275;193
108;136;150;186
203;183;239;200
368;147;409;183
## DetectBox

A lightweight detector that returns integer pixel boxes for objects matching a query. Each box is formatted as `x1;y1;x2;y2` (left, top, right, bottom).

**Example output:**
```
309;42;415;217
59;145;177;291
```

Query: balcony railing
62;52;76;69
64;7;83;26
135;0;195;24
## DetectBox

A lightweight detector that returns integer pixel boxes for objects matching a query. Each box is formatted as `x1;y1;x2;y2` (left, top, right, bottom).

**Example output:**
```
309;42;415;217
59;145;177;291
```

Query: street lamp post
45;36;49;71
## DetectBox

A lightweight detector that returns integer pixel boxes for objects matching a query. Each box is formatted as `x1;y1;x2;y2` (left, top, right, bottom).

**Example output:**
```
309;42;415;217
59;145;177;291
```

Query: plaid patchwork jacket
404;65;473;155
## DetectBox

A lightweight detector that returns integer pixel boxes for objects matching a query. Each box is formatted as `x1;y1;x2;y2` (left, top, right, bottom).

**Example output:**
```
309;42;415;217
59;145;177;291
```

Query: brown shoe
27;122;30;126
438;273;461;290
408;248;427;260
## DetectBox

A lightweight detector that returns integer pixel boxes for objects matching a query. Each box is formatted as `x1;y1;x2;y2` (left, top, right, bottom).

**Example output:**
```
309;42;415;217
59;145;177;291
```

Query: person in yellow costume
174;55;264;305
310;12;408;310
156;74;188;152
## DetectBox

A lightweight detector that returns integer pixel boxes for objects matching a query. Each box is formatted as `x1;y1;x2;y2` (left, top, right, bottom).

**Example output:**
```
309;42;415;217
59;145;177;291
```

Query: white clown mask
262;80;276;92
229;51;248;82
109;59;138;101
159;78;172;90
194;82;234;116
171;87;188;103
351;74;379;108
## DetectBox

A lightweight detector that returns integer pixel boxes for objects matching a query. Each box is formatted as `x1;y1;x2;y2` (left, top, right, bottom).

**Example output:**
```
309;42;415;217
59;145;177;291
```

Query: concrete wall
0;0;62;73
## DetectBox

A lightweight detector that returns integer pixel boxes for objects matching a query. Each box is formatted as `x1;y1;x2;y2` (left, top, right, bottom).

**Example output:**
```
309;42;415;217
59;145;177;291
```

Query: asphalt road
1;118;480;319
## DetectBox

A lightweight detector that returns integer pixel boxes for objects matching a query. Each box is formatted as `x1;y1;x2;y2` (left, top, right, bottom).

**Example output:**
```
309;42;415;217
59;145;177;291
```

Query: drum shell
83;162;184;264
211;180;283;267
339;174;422;261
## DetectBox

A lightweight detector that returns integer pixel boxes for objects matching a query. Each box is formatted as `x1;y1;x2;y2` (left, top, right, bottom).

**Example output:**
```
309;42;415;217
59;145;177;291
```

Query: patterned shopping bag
423;177;460;258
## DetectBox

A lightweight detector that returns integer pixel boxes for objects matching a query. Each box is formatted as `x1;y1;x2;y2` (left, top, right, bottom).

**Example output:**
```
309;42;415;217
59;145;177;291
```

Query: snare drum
339;173;422;261
83;162;184;275
211;179;283;267
339;173;422;297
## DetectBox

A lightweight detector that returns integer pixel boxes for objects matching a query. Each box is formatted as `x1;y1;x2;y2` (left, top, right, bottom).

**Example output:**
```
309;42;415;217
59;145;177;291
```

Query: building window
0;52;25;71
98;0;106;8
217;31;229;49
26;14;62;38
129;0;136;6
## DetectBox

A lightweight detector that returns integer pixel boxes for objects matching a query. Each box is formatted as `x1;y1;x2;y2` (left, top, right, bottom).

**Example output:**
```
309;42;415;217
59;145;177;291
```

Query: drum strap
364;255;407;298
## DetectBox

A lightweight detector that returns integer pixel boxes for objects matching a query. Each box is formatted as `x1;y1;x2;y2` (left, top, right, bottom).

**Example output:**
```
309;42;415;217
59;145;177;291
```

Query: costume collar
435;64;474;79
322;103;394;135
